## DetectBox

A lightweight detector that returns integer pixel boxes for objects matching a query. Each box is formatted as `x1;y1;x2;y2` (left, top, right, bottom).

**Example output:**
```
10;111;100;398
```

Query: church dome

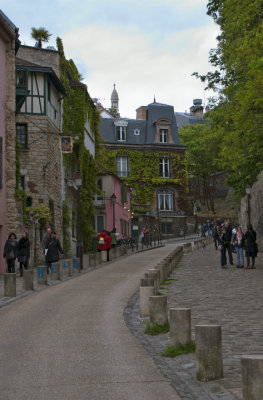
111;83;119;101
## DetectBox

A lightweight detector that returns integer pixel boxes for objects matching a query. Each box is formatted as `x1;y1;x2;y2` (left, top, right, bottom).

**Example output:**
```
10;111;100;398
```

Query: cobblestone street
125;243;263;400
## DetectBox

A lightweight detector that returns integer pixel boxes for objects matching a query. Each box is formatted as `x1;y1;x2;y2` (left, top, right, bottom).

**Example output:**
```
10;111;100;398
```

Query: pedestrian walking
97;230;112;261
17;231;30;276
3;233;18;273
218;227;234;268
110;228;117;248
232;226;245;268
223;221;234;265
42;227;51;269
201;222;207;237
244;224;258;269
45;231;64;273
212;222;219;250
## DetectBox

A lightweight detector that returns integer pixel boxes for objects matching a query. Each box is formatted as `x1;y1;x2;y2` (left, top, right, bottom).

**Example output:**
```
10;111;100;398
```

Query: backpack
99;237;104;245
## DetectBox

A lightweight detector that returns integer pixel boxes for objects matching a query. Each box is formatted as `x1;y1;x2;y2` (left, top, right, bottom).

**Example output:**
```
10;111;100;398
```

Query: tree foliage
194;0;263;197
180;123;220;211
31;27;52;48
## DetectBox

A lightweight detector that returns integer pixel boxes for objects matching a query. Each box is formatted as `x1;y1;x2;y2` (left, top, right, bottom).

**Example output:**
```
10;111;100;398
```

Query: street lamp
245;184;251;225
74;173;83;271
110;193;117;230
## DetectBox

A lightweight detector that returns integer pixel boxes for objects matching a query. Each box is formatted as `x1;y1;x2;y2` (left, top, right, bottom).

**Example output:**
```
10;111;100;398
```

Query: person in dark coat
45;231;64;273
223;221;234;265
3;233;18;273
244;224;257;269
17;231;30;276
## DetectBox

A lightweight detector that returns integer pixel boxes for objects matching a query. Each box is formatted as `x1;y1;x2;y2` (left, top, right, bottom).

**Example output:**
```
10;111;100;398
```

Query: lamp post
245;185;251;225
74;173;83;271
110;193;117;230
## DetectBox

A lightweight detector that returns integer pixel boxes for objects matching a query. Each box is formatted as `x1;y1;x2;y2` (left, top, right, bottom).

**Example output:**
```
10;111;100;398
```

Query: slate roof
99;102;182;146
175;112;205;130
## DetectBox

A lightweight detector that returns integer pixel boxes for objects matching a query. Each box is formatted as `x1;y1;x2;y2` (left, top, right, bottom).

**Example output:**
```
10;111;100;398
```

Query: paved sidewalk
125;244;263;400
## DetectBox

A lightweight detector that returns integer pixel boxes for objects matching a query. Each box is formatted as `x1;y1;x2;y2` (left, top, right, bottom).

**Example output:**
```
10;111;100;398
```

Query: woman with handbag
233;226;245;268
244;224;258;269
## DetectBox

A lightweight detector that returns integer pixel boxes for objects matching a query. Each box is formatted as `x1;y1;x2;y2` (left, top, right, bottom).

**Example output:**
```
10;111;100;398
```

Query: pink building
94;173;131;238
0;12;19;274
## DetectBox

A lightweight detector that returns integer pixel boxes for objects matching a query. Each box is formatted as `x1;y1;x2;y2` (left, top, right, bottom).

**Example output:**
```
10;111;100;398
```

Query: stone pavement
125;243;263;400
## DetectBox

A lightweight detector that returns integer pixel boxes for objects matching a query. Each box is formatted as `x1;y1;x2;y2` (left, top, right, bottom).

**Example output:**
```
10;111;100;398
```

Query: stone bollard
51;262;60;280
145;272;157;294
149;268;160;290
101;250;108;262
89;253;97;267
95;252;101;265
4;273;16;297
241;355;263;400
23;269;34;290
155;263;165;284
73;257;80;273
37;266;47;285
140;286;155;317
140;278;154;288
149;296;168;326
111;247;117;259
170;308;191;347
195;325;223;382
60;259;71;279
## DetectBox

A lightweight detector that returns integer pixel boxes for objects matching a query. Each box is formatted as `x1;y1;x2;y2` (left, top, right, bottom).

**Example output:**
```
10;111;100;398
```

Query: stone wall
17;45;61;77
16;114;62;264
239;171;263;251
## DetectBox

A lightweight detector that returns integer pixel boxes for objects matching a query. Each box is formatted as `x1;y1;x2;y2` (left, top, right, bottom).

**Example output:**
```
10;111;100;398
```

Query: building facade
94;172;131;238
0;11;20;274
15;45;65;265
99;92;188;239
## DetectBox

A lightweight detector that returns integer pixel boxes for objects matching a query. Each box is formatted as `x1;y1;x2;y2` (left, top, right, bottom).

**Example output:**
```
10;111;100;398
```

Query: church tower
111;83;119;114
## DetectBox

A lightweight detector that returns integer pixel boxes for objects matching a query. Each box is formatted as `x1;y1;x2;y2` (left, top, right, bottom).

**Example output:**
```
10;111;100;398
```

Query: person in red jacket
97;230;112;261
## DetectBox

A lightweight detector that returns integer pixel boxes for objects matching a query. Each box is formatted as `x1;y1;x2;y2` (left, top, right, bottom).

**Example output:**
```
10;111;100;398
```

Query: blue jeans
235;247;244;266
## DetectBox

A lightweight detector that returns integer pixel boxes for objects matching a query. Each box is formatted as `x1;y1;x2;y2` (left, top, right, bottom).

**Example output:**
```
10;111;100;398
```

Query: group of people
3;228;64;275
3;231;30;276
97;228;117;261
211;219;258;269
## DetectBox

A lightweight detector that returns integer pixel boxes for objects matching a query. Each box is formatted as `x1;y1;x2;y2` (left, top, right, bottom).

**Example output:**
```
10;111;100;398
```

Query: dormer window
160;129;168;143
116;126;126;141
114;119;128;142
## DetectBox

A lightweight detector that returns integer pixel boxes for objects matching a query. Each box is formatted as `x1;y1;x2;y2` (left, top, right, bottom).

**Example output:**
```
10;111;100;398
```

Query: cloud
63;22;219;118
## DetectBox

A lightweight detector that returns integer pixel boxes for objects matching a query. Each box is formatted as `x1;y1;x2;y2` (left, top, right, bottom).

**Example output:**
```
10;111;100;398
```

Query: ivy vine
103;149;187;206
57;37;102;251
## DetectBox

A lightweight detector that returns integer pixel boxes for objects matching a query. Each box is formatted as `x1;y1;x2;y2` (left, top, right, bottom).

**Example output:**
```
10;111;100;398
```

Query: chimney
136;106;147;120
190;99;204;117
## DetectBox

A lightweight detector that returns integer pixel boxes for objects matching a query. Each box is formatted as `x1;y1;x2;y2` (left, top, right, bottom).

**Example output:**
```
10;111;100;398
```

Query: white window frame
158;190;174;211
159;158;170;178
160;129;168;143
95;215;105;233
116;156;129;177
116;125;127;141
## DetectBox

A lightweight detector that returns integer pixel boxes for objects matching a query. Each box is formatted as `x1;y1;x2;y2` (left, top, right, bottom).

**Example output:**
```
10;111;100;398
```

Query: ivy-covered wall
103;148;187;207
57;38;102;251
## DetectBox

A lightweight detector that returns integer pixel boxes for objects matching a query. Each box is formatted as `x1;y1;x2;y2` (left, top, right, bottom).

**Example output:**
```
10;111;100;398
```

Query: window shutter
121;186;127;203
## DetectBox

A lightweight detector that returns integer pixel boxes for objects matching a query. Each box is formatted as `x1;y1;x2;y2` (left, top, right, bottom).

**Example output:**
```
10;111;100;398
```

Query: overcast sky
2;0;219;118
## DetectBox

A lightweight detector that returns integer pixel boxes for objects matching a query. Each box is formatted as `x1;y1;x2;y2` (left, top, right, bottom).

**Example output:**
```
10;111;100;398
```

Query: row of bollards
3;257;80;297
139;237;263;400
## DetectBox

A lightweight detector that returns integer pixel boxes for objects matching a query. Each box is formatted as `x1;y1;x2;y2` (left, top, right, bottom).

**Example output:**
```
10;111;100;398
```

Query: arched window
158;190;174;211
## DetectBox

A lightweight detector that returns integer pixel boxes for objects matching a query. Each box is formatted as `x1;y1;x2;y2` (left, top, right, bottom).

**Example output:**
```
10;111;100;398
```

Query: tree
180;123;221;211
31;27;52;48
193;0;263;197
